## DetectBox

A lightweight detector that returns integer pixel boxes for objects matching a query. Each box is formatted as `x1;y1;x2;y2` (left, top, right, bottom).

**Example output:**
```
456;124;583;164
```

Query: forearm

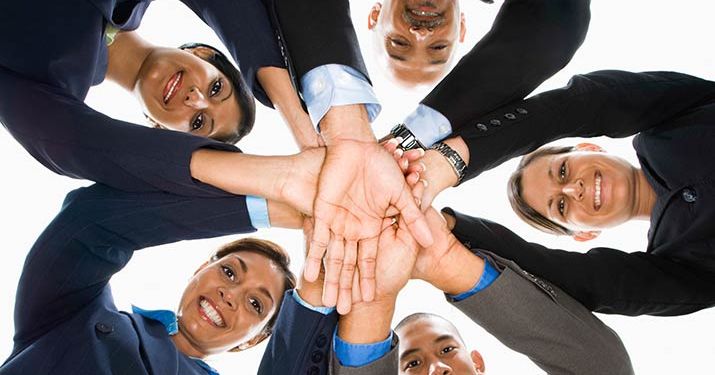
320;104;375;144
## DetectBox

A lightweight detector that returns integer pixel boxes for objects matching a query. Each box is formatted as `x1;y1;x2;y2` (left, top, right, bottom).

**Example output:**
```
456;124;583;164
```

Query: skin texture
396;316;483;375
519;144;655;240
172;252;286;358
368;0;466;87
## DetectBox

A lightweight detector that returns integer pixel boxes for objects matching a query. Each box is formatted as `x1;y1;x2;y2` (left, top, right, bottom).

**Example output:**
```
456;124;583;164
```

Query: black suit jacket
447;70;715;316
422;0;590;132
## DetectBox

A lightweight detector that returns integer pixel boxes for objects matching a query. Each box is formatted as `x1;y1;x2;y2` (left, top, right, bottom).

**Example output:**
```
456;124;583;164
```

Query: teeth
200;299;224;327
163;72;181;103
594;176;601;208
410;9;439;16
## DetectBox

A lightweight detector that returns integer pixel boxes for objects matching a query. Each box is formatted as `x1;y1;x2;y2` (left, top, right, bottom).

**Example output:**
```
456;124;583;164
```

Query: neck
171;328;206;359
106;31;153;92
631;168;656;220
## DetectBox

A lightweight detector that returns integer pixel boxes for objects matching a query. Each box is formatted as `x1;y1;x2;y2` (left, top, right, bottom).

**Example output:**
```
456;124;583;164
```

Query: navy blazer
0;184;326;374
450;70;715;316
0;0;281;198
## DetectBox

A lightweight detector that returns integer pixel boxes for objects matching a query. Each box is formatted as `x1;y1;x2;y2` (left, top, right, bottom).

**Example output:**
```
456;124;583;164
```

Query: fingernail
387;138;398;145
417;148;425;157
395;148;404;158
421;179;429;187
419;161;427;172
394;136;404;143
415;197;421;206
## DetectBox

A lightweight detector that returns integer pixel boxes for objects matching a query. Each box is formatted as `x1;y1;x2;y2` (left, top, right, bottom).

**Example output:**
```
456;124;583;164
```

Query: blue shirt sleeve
291;290;336;315
447;260;501;302
333;330;393;367
300;65;381;127
245;195;270;229
403;104;452;147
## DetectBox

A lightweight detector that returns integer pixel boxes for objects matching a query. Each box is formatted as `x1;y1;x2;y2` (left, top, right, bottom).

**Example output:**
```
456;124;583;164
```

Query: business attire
327;249;633;375
0;183;333;374
448;70;715;316
403;0;591;146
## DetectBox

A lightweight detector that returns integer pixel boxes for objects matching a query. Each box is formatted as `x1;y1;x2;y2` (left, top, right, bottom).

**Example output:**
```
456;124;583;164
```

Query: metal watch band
389;123;425;151
430;142;467;186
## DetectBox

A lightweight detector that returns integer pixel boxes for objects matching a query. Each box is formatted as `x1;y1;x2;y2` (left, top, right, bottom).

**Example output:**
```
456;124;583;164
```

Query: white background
1;0;714;373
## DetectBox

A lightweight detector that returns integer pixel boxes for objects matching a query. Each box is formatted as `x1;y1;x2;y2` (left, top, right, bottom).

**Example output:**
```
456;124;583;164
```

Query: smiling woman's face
520;149;638;232
133;47;241;141
175;251;285;355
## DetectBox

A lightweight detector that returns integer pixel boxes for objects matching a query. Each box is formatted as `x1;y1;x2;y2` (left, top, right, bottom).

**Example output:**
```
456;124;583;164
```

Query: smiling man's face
368;0;466;87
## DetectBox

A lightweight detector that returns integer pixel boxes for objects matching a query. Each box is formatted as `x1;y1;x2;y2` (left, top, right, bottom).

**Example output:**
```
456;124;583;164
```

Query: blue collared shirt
131;306;220;375
403;104;452;147
300;64;381;128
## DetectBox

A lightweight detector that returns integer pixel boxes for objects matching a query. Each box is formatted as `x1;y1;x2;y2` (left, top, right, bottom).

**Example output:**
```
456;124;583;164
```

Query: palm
412;208;459;282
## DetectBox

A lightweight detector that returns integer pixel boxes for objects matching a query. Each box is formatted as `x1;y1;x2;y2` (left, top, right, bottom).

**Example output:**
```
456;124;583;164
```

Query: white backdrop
1;0;714;373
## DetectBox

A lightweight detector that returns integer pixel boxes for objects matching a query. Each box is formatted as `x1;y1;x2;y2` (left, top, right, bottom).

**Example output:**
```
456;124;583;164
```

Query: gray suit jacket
330;252;634;375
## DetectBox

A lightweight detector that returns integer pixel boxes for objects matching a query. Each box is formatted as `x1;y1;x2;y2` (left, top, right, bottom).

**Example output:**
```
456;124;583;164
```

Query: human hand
305;141;433;313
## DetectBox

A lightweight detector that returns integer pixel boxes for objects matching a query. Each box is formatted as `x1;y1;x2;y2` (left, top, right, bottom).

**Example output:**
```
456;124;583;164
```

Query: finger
411;179;427;208
403;148;425;162
306;215;331;282
407;161;426;175
322;233;345;307
393;184;434;247
351;267;363;305
358;236;378;302
337;240;358;314
405;171;420;186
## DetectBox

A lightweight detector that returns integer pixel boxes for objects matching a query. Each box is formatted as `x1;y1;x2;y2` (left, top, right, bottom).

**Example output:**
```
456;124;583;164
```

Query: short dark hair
179;43;256;144
212;237;296;344
507;146;576;236
395;313;465;344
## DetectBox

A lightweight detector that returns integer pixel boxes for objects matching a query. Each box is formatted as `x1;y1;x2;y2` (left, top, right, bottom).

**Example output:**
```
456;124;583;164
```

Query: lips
198;297;226;328
594;171;602;211
163;71;183;104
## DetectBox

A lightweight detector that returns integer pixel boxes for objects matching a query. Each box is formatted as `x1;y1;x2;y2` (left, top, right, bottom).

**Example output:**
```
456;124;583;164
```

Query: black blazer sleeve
422;0;590;131
456;70;715;180
0;67;240;197
443;208;715;316
263;0;369;92
180;0;285;107
13;184;253;349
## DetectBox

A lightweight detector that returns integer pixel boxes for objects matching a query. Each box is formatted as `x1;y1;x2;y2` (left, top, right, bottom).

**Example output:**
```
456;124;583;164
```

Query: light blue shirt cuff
246;196;270;229
403;104;452;147
291;290;335;316
301;64;381;128
333;330;393;367
448;260;500;302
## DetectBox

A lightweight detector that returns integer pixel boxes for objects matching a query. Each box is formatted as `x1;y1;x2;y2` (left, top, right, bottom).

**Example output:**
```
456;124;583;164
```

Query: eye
221;265;235;281
558;197;566;216
249;297;264;314
441;345;456;354
190;112;205;131
404;359;421;370
390;37;409;47
209;79;223;97
559;160;568;181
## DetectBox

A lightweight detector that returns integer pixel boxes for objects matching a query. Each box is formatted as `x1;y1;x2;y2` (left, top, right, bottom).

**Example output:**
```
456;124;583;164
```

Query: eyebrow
259;286;275;306
220;80;234;103
388;53;407;62
430;59;448;65
547;158;554;213
233;255;248;273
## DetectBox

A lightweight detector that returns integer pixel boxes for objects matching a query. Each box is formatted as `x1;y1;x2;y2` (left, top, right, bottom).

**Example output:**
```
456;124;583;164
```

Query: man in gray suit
328;208;634;374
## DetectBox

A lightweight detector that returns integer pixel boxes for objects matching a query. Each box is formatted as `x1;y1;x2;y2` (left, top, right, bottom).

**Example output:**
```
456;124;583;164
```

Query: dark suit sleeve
265;0;369;92
423;0;590;131
456;70;715;180
0;67;239;197
258;292;339;375
13;184;254;348
444;208;715;316
179;0;285;107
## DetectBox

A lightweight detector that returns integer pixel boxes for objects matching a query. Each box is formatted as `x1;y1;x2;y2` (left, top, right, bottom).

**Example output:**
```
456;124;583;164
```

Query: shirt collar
131;306;220;375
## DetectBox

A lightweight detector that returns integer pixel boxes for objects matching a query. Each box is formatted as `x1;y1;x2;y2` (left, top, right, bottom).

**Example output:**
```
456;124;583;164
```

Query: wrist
428;241;484;295
296;277;326;308
319;104;376;144
338;298;396;344
423;150;459;191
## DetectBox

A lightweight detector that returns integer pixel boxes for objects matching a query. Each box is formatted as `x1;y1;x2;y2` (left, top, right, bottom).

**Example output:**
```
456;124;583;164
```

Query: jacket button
307;366;319;375
475;123;488;131
515;107;528;114
682;188;697;203
504;113;516;120
315;334;327;348
95;323;114;334
489;119;502;126
311;350;324;363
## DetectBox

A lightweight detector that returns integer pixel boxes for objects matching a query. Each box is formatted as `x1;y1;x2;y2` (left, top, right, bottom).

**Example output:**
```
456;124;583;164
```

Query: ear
229;330;271;352
459;12;467;43
572;230;600;242
471;350;485;374
185;45;215;61
574;142;604;153
368;3;382;30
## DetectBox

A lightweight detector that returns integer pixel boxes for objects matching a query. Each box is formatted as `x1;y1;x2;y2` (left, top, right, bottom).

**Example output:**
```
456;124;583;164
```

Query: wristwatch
430;142;467;186
389;123;425;151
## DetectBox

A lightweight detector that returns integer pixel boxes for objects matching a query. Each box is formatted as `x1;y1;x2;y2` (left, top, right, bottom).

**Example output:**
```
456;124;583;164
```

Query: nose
562;179;584;201
409;26;434;40
218;288;236;310
428;361;452;375
184;86;208;109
